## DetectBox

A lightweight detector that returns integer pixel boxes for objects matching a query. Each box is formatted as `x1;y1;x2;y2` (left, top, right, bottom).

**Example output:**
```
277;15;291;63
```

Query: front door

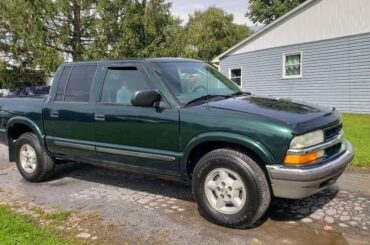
94;63;180;175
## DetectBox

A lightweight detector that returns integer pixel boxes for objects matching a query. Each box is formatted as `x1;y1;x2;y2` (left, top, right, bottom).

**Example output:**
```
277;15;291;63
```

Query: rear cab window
55;65;97;103
55;66;72;101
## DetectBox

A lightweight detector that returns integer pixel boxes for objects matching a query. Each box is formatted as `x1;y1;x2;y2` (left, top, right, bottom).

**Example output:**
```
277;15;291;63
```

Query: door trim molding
96;147;176;162
54;140;95;151
46;136;178;162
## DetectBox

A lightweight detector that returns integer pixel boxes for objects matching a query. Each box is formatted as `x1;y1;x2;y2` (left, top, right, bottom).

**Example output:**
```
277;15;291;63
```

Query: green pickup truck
0;58;354;228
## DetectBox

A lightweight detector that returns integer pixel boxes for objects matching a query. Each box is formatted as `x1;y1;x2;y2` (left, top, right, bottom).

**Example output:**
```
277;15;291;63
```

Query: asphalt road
0;144;369;244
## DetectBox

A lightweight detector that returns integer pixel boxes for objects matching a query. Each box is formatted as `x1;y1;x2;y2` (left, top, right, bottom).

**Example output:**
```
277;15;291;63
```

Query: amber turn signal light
284;152;318;165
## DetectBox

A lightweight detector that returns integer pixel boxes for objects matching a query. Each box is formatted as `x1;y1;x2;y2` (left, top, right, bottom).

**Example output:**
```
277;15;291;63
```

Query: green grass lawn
342;113;370;167
0;205;77;245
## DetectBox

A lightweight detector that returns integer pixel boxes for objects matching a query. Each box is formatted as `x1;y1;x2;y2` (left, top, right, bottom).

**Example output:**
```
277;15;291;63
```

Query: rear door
93;62;180;175
43;64;98;161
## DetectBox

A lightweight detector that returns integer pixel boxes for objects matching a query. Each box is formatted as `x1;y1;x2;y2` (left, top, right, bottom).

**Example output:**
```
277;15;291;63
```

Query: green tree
246;0;307;24
30;0;97;62
89;0;183;59
0;1;251;89
0;0;97;88
0;0;59;88
0;65;45;91
0;0;96;66
184;7;252;63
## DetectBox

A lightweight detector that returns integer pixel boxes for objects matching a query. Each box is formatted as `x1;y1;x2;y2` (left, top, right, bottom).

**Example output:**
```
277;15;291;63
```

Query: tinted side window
101;68;150;105
55;66;72;101
64;65;97;102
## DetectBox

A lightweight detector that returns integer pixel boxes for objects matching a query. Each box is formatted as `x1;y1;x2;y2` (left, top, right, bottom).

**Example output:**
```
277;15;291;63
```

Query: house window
283;52;302;78
230;68;242;86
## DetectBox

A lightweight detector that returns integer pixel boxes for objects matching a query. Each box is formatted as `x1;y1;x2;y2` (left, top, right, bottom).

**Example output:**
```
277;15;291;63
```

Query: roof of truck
63;57;202;65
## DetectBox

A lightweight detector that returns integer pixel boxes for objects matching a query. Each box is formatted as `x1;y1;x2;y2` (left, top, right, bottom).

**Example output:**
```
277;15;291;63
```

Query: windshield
151;61;241;105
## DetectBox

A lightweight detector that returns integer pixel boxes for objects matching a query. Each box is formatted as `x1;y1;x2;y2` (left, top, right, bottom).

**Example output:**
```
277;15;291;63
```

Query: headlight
289;130;324;149
284;130;325;165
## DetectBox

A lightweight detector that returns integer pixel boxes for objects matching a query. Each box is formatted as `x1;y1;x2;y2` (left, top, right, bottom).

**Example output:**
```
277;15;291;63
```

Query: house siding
219;32;370;113
232;0;370;55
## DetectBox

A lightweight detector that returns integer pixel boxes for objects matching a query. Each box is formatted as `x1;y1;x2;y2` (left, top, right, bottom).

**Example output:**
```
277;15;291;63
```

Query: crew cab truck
0;58;354;228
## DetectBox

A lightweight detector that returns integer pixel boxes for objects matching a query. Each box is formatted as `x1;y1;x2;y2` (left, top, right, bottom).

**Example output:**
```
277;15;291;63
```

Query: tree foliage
0;1;252;89
89;0;183;59
184;7;252;63
246;0;307;24
0;0;95;89
0;65;45;91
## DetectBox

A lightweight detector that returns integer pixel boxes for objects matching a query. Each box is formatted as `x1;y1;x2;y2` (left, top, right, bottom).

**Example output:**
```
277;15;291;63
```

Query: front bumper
266;140;354;199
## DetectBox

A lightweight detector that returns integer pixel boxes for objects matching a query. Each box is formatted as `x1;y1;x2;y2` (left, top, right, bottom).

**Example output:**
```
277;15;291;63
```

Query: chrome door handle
94;114;105;121
50;110;59;118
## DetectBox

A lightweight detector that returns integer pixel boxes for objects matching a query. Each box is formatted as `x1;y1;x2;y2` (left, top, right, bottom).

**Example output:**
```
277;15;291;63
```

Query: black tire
15;132;55;182
192;148;271;228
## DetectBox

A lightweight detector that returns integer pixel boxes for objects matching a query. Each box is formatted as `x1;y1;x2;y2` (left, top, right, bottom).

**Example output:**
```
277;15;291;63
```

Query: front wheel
15;132;55;182
192;149;271;228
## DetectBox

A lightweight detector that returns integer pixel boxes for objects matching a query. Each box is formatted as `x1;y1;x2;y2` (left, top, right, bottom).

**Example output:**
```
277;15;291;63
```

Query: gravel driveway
0;145;369;244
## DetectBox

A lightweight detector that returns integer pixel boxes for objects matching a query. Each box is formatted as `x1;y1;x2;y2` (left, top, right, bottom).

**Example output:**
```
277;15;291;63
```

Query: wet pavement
0;145;369;244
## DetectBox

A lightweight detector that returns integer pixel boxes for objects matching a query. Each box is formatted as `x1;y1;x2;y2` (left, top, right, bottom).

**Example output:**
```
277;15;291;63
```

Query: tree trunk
71;0;82;61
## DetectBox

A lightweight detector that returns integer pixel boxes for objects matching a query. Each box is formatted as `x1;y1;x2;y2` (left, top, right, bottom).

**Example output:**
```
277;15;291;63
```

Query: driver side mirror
131;89;161;107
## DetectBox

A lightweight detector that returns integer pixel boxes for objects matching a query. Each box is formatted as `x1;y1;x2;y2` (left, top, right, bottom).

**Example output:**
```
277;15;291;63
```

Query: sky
166;0;255;26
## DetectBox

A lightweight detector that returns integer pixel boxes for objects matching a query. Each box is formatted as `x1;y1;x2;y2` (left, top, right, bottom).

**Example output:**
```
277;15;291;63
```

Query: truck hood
205;95;341;134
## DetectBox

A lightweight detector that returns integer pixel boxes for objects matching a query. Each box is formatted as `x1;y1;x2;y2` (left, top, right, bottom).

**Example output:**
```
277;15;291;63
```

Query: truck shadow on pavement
52;162;337;226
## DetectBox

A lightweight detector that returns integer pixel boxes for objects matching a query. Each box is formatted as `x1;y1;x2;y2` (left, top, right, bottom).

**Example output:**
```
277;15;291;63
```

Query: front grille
324;124;342;141
321;124;343;161
325;143;342;157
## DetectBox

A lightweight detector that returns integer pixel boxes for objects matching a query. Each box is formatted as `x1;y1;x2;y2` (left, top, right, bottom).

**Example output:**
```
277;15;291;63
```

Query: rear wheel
15;132;55;182
192;148;271;228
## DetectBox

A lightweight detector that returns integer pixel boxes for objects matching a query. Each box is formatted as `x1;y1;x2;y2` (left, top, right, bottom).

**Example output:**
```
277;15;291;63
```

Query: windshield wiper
185;94;230;107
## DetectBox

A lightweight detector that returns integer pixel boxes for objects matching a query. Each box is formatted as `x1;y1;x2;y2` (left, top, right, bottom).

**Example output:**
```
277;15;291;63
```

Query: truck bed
0;97;46;144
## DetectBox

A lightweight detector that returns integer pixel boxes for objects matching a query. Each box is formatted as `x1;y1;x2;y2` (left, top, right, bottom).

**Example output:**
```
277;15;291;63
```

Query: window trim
282;51;303;79
229;67;242;87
